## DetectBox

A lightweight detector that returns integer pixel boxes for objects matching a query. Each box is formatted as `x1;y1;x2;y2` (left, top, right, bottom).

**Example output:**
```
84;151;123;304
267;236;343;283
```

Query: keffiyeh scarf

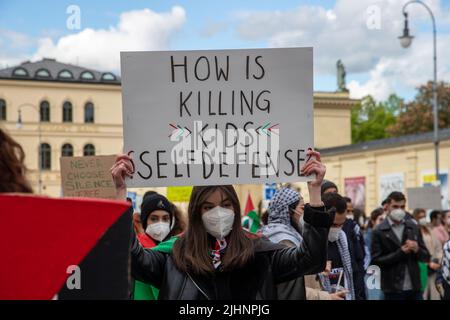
261;187;303;246
443;240;450;285
319;230;356;300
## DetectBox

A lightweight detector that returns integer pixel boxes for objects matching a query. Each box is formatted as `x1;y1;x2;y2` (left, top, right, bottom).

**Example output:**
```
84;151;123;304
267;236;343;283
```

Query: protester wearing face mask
139;194;177;245
363;208;386;300
261;188;342;300
261;188;305;299
340;196;368;300
131;193;185;300
319;192;362;300
343;197;354;220
430;210;449;246
364;208;385;261
112;149;334;299
371;191;430;300
412;208;443;300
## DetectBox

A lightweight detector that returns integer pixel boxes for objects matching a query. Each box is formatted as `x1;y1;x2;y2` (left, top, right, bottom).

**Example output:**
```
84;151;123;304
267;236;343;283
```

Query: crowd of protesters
2;127;450;300
258;179;450;300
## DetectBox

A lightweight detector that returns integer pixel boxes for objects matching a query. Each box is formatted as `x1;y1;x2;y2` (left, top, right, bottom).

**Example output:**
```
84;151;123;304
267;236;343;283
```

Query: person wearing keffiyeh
261;187;304;247
262;187;344;300
321;192;357;300
318;228;355;300
436;239;450;300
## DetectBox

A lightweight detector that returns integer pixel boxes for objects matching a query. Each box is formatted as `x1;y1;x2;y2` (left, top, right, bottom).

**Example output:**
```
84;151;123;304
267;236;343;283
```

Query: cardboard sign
60;155;117;199
0;194;130;300
407;186;443;210
121;47;314;187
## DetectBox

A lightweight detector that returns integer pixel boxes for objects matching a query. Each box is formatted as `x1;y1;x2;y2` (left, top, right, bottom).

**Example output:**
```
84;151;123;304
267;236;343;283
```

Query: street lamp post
16;103;42;194
399;0;439;183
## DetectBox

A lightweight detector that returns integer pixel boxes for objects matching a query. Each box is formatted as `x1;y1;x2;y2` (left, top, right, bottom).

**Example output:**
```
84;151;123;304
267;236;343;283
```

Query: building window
40;101;50;122
84;102;94;123
0;99;6;121
35;69;51;78
80;71;95;80
12;67;29;77
101;73;116;81
61;144;73;157
62;101;72;122
39;143;51;170
83;144;95;156
58;70;73;79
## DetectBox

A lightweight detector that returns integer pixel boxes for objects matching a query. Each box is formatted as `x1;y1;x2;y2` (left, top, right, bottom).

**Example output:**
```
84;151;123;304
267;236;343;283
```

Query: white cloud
235;0;450;100
31;6;186;73
347;60;395;100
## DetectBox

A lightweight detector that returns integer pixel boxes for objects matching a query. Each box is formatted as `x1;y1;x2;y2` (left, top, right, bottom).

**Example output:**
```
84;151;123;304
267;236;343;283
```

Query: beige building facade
322;131;450;213
0;59;356;213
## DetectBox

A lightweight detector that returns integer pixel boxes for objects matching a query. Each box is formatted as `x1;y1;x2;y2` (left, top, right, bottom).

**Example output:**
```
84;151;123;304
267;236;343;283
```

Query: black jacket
370;218;430;293
342;219;367;300
131;204;333;300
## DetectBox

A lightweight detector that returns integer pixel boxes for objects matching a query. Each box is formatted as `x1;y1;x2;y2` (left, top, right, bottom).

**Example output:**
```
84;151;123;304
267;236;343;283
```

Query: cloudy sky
1;0;450;101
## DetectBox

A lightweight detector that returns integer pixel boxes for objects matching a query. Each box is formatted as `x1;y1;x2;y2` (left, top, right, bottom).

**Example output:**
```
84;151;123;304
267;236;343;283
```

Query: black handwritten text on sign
120;48;313;187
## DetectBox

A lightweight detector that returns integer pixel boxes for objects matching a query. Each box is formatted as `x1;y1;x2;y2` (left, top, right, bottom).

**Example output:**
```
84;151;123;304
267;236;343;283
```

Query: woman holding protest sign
111;149;333;299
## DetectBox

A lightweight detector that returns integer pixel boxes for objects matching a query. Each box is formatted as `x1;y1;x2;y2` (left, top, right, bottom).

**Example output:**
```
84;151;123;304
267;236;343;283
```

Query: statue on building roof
336;59;348;92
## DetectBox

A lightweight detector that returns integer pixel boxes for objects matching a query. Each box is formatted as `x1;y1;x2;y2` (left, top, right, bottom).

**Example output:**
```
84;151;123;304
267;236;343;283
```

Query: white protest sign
407;186;442;210
121;47;314;187
379;173;404;204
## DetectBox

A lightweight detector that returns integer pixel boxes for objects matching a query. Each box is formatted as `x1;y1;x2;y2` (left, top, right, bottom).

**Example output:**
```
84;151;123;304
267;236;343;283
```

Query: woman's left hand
300;149;326;188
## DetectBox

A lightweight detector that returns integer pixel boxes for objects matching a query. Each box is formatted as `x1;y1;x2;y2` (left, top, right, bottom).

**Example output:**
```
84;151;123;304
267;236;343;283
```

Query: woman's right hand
110;154;134;200
428;261;440;271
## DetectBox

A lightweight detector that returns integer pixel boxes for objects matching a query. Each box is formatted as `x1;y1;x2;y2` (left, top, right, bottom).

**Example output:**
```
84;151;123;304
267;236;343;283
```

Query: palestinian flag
242;193;261;233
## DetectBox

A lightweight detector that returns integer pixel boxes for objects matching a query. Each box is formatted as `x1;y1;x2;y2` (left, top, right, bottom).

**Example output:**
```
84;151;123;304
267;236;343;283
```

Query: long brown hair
171;205;186;235
172;185;254;275
0;129;33;193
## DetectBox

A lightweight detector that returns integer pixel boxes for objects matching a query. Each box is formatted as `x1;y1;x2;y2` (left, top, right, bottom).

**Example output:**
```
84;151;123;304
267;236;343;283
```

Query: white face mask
347;214;354;220
299;214;305;228
359;216;365;227
145;222;171;242
328;227;341;242
202;206;235;240
390;209;406;222
292;208;304;229
418;217;428;227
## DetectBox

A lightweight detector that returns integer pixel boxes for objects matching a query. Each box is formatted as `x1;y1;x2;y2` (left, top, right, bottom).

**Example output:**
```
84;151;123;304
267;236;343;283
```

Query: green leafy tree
387;81;450;136
351;94;401;143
